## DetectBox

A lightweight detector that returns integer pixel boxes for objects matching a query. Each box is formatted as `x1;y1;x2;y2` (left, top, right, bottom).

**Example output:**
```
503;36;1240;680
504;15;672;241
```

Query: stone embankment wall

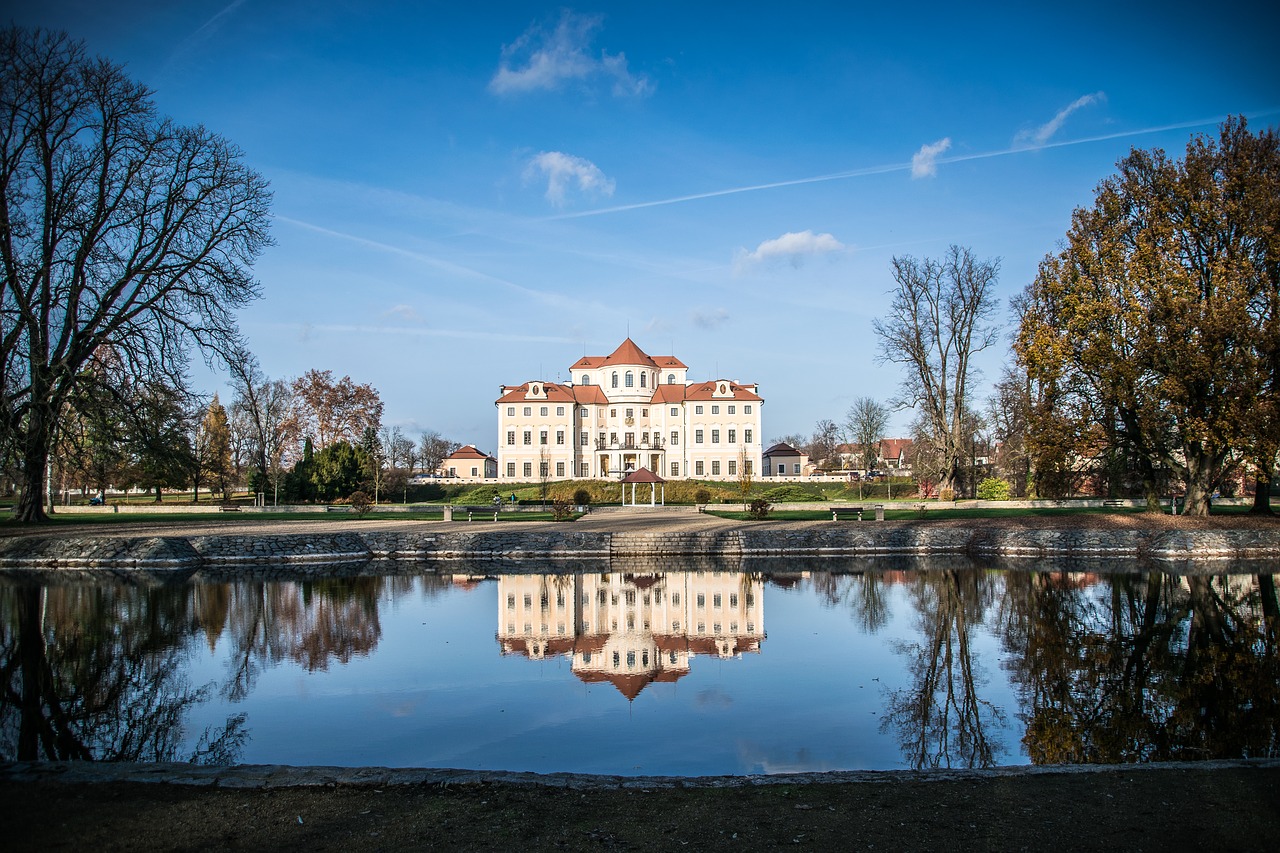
2;526;1278;574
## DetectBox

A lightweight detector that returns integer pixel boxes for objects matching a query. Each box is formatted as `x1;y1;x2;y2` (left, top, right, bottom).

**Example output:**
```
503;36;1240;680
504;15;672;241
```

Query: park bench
462;506;500;521
326;505;348;513
1103;499;1124;508
830;506;866;521
219;504;241;512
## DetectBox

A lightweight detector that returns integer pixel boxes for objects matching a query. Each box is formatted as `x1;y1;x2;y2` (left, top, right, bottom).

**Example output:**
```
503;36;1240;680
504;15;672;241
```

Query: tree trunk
1250;468;1274;515
13;407;53;523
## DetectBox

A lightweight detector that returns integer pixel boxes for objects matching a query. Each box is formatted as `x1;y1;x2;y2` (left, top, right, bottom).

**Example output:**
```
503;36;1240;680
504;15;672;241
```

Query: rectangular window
625;408;633;418
580;408;588;418
539;462;549;477
523;431;531;445
523;406;531;416
641;408;648;417
695;461;704;476
794;463;801;474
695;405;703;415
745;429;753;443
523;462;532;477
507;406;515;416
610;408;617;417
670;407;678;416
671;431;679;445
507;430;515;445
695;430;704;444
641;431;649;444
507;462;515;477
744;405;752;414
598;432;606;445
712;461;721;475
610;432;618;444
624;432;634;446
728;429;736;444
556;430;564;445
713;594;722;608
671;462;680;477
697;594;705;607
556;406;565;416
447;467;456;477
556;462;565;477
540;406;548;417
711;429;720;443
728;460;737;475
470;467;478;477
580;462;589;477
745;460;753;475
539;430;548;445
728;405;735;414
581;431;588;446
712;405;719;415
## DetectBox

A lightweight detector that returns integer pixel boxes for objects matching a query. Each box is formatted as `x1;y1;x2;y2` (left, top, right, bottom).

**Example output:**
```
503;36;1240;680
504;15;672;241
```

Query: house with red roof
496;338;763;482
438;444;497;480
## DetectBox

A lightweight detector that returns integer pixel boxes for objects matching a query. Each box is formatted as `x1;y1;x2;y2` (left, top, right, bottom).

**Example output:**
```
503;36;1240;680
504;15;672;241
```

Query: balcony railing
595;438;665;451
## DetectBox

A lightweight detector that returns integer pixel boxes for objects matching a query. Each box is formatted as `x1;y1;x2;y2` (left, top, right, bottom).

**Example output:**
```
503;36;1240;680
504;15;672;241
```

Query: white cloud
1016;92;1107;147
489;11;650;97
382;304;423;323
736;230;846;271
691;308;730;329
524;151;616;207
911;138;952;179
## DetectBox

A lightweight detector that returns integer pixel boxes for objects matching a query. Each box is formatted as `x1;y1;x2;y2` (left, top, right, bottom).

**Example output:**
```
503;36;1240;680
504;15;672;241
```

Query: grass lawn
703;504;1239;522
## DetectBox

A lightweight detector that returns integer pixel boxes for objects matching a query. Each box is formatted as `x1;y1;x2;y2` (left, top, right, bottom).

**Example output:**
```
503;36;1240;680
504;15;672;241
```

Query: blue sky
12;1;1280;445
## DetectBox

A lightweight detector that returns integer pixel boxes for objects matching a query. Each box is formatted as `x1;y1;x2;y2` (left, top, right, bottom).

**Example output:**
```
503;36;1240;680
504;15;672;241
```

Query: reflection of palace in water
496;572;764;699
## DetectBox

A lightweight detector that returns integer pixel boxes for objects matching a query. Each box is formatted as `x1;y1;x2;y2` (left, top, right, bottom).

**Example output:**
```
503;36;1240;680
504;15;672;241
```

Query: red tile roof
600;337;659;367
681;381;763;402
495;382;578;404
763;442;802;457
621;466;665;483
445;444;495;461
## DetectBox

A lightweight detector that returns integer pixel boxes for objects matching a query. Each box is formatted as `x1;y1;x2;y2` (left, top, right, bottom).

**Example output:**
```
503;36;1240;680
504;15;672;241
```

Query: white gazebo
621;467;666;507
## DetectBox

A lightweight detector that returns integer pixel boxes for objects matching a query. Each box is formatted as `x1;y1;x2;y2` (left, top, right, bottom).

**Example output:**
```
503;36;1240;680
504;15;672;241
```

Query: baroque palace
496;338;763;482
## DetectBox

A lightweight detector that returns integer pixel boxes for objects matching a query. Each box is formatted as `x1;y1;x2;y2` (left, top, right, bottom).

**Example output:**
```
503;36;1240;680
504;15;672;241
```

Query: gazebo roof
621;466;665;484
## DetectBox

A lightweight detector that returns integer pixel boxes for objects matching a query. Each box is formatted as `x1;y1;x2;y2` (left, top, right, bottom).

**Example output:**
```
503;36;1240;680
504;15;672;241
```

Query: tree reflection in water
877;569;1007;770
0;574;452;763
1000;570;1280;764
0;582;246;763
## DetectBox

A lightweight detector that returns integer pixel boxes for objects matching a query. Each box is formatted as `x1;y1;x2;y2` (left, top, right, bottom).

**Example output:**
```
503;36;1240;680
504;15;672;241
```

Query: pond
1;560;1277;776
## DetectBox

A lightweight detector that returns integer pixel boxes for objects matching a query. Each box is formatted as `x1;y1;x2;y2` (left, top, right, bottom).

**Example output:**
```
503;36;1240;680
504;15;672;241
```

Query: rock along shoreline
1;524;1278;574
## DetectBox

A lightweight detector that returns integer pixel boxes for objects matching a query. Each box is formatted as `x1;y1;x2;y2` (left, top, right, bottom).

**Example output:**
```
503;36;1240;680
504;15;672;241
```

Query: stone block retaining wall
2;527;1277;574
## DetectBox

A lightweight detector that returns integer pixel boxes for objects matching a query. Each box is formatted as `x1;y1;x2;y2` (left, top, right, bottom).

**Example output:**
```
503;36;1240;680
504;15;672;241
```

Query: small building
440;445;497;480
762;442;808;477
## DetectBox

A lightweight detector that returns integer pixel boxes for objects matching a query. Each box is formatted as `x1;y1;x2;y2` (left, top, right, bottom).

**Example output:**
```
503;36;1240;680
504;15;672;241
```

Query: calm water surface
2;561;1276;775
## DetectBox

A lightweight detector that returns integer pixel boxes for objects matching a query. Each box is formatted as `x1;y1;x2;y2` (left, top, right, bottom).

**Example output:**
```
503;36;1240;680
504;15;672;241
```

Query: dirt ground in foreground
4;766;1278;852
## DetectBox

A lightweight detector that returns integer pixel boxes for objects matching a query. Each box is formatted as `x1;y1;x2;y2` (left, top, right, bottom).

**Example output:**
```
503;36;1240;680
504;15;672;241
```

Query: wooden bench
830;506;866;521
326;505;348;513
462;506;500;521
1103;499;1124;507
219;504;241;512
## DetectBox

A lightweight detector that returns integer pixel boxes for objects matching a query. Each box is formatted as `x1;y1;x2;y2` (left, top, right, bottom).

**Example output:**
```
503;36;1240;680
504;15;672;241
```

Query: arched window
667;373;674;384
581;375;590;385
625;371;634;388
640;372;646;388
611;372;618;388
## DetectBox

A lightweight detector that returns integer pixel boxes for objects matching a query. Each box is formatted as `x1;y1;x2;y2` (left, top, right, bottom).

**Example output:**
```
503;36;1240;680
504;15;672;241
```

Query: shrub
762;485;822;503
348;490;372;517
694;487;711;505
938;487;955;502
572;488;591;506
747;498;772;520
551;498;576;521
977;477;1011;501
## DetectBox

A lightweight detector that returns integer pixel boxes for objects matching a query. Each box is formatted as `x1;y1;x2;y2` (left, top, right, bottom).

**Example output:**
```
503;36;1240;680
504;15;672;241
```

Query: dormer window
582;375;590;385
667;373;674;384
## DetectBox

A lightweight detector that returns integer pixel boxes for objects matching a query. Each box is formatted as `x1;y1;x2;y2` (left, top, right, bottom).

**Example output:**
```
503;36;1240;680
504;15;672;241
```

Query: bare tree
228;354;295;506
846;397;890;474
0;29;272;521
808;419;842;471
290;369;383;449
874;245;1000;493
417;430;458;476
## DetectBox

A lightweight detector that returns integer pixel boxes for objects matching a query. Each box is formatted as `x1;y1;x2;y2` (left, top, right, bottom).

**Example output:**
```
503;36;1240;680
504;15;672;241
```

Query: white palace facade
496;339;763;482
